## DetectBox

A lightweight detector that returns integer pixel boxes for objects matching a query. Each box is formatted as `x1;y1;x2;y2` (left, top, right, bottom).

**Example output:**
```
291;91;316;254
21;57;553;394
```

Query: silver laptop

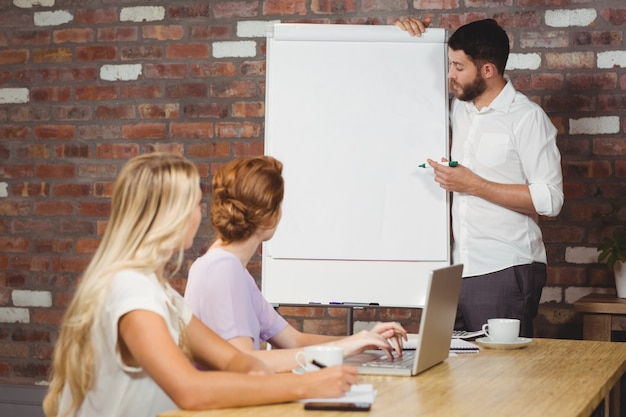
344;264;464;376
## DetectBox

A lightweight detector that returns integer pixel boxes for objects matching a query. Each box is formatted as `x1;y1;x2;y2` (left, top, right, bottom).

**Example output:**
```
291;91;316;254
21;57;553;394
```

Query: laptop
344;264;464;376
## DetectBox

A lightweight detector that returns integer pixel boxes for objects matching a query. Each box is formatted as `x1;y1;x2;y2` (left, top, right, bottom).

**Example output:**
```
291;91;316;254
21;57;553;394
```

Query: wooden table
574;293;626;341
159;338;626;417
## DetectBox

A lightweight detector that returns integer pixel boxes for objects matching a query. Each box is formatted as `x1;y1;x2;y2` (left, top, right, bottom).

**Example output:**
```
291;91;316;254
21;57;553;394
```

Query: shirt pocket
476;132;509;167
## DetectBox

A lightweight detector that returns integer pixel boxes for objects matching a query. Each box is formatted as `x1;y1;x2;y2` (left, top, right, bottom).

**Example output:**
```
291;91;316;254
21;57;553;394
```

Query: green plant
598;223;626;271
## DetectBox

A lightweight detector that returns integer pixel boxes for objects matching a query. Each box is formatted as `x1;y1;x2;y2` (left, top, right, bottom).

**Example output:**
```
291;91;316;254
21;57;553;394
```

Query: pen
311;359;327;369
419;161;458;168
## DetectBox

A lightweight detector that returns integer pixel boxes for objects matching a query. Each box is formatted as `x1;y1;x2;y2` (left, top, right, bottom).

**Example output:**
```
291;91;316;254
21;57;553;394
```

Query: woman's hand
300;366;359;398
335;322;407;358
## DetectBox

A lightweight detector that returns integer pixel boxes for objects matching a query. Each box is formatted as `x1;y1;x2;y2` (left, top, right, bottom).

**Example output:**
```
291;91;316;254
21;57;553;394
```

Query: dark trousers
454;262;546;338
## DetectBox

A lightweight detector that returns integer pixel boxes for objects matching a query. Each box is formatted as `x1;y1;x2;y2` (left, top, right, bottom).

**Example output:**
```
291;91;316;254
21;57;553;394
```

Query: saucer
475;337;532;350
292;367;307;375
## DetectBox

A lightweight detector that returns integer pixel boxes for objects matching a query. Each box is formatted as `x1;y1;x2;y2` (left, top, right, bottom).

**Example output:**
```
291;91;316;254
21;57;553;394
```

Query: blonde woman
185;156;407;373
43;153;358;417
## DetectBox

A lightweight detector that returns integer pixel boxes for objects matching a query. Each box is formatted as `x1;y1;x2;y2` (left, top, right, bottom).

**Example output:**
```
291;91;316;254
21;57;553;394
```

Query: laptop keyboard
360;350;416;369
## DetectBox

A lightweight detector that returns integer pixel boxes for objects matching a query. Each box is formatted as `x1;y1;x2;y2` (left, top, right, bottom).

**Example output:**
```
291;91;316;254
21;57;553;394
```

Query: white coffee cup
295;346;343;371
481;318;520;343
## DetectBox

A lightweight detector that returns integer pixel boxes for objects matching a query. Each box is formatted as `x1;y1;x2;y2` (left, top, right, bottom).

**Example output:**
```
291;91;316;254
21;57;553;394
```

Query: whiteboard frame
262;23;450;307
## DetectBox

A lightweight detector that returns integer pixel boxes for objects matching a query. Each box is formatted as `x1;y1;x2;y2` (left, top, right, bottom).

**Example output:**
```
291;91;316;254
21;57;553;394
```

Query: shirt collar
463;75;515;114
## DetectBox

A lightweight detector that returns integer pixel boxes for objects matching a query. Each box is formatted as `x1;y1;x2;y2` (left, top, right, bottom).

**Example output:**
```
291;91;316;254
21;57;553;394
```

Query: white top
58;270;192;417
450;80;563;277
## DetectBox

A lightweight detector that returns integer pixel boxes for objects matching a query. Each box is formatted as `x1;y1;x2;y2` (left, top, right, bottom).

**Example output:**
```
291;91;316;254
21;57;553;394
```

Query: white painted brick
506;53;541;70
213;41;257;58
13;0;54;8
565;246;600;264
565;286;611;304
598;51;626;69
100;64;143;81
34;10;73;27
0;182;7;198
120;6;165;23
237;20;281;38
545;8;597;28
0;307;30;323
540;286;562;303
12;290;52;307
0;88;29;104
569;116;620;135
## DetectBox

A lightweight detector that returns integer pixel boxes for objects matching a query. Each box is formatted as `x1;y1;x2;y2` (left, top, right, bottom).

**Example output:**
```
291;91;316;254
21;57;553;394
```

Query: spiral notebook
344;264;464;376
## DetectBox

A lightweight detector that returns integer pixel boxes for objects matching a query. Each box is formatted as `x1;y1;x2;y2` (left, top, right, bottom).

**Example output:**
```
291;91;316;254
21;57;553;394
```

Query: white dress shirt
450;79;563;277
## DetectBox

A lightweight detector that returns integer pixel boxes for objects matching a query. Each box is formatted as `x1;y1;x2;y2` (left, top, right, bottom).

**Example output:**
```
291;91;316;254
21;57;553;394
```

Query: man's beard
451;74;487;102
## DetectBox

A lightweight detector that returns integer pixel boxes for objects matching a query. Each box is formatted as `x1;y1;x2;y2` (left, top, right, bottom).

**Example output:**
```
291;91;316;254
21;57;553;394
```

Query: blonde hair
43;152;200;417
211;156;284;244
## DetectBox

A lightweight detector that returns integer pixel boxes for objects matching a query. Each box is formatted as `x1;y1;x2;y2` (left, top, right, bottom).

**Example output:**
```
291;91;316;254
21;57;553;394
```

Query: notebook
344;264;464;376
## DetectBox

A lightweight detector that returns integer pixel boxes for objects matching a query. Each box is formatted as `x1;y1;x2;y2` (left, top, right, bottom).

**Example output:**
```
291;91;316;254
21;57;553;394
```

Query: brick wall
0;0;624;386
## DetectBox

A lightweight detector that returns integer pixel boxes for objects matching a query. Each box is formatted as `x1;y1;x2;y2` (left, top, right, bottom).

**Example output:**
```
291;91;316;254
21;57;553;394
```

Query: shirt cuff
529;183;563;217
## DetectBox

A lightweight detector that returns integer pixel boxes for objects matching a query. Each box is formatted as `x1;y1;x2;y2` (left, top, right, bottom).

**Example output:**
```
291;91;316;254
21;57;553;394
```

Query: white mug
482;318;520;343
295;346;343;371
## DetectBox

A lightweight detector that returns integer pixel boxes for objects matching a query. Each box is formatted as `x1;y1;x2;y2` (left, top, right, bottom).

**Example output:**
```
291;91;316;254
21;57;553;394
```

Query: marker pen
418;161;458;168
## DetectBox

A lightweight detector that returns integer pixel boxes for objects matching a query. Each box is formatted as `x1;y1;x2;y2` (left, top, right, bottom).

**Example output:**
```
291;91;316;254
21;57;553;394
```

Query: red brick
263;0;307;15
212;2;259;18
52;183;92;198
600;8;626;26
0;238;29;253
52;105;92;121
216;122;261;138
31;87;72;102
138;103;180;119
97;27;139;42
143;25;185;41
184;103;228;119
122;123;166;140
75;8;118;25
11;220;53;234
34;125;75;140
76;238;100;254
54;144;91;158
120;45;163;60
33;201;74;216
166;83;208;98
0;49;28;65
11;31;51;46
0;164;34;178
187;142;230;158
9;107;50;123
241;61;266;76
566;73;617;90
0;126;30;140
0;202;31;216
210;81;257;98
232;140;264;156
32;48;72;62
599;94;626;112
190;62;237;77
75;86;117;100
165;43;209;59
33;239;73;254
312;0;357;14
573;31;623;47
95;105;136;119
143;63;188;79
170;122;214;139
168;4;211;18
190;25;232;40
53;28;94;44
96;143;139;159
76;45;117;61
94;182;115;197
36;164;76;179
232;102;264;118
120;85;163;99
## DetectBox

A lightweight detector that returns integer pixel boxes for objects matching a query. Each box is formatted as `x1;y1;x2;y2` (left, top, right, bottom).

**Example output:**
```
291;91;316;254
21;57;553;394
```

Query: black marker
311;359;327;369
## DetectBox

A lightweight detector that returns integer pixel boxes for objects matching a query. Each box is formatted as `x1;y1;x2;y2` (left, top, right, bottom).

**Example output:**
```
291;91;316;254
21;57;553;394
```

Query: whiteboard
262;24;450;307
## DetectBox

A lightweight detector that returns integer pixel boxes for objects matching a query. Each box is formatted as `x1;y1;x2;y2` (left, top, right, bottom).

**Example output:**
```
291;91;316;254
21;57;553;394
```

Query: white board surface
263;23;450;307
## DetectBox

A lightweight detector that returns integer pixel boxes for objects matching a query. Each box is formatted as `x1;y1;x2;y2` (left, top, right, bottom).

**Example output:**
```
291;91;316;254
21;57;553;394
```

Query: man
396;18;563;337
